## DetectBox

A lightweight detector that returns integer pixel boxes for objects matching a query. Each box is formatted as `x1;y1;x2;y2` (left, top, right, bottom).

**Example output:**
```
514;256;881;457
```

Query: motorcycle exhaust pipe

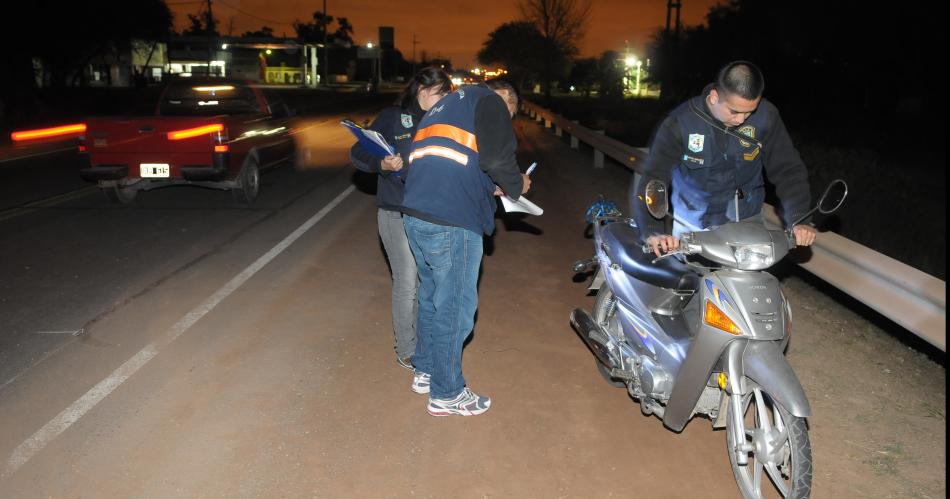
571;308;618;369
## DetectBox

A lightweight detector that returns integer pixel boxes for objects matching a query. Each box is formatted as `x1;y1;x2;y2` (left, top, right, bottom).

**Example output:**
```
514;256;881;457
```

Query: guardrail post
536;113;543;123
544;118;552;129
594;130;605;168
555;124;563;137
570;121;579;149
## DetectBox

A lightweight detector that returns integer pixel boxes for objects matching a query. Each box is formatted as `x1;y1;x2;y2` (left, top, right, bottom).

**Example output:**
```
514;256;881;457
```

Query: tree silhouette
241;27;275;38
566;57;597;97
478;21;546;92
334;17;354;44
647;0;946;135
294;12;334;43
518;0;591;98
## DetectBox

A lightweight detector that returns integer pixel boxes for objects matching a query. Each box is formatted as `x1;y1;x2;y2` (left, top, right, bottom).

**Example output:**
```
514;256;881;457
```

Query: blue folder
341;119;396;158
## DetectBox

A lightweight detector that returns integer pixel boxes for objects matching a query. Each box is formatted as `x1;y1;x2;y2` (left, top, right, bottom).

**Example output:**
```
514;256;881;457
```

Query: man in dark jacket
401;80;530;416
634;61;816;256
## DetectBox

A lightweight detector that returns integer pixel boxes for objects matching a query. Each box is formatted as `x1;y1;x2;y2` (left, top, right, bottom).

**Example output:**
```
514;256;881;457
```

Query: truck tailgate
85;116;224;155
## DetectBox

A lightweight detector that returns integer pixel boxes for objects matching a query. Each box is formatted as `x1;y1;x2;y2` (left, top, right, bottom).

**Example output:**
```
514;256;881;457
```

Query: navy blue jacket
350;100;426;211
402;85;523;236
634;84;810;235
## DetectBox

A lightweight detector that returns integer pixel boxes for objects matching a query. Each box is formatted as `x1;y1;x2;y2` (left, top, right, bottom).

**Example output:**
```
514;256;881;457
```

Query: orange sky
171;0;720;69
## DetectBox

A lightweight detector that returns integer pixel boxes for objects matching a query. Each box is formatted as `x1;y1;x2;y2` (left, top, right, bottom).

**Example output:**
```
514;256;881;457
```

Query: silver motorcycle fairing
662;328;736;432
742;341;812;417
660;271;788;431
606;264;690;364
712;270;785;340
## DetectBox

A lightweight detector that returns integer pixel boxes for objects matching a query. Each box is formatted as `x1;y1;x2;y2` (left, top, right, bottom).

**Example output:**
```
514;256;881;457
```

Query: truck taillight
78;145;87;152
214;145;229;153
11;123;87;141
167;124;224;140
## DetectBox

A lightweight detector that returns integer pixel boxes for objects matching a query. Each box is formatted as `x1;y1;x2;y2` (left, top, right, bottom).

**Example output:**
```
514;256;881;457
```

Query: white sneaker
427;387;491;417
411;371;431;394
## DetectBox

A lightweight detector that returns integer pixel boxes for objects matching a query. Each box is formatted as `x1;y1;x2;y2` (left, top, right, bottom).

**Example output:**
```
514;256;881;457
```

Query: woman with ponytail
350;67;453;371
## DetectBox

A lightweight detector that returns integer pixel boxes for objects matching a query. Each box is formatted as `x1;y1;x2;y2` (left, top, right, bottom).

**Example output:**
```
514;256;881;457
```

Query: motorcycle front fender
663;331;734;432
743;341;812;418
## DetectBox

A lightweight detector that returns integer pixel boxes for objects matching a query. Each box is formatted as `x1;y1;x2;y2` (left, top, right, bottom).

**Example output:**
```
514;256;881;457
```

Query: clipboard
341;119;396;157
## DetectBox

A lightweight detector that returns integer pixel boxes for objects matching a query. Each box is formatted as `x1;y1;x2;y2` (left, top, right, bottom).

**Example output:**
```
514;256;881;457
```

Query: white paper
364;128;396;156
500;195;544;216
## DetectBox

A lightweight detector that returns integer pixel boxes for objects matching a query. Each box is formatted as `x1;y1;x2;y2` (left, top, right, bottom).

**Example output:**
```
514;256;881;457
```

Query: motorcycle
570;180;848;498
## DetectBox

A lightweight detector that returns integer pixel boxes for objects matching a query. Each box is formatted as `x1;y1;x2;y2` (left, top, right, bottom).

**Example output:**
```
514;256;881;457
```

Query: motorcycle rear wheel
727;387;812;499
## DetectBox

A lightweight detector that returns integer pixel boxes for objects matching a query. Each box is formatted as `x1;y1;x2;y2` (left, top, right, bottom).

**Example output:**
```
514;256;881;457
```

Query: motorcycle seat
601;222;700;292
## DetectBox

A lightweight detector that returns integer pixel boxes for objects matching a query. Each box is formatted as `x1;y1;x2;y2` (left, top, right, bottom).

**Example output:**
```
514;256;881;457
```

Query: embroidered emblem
737;125;756;148
401;114;413;128
428;104;444;116
395;133;411;140
458;89;465;99
688;133;704;153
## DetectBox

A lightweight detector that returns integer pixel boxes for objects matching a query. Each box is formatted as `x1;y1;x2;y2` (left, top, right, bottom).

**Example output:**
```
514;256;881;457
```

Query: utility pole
322;0;329;86
665;0;682;39
206;0;215;76
411;33;420;75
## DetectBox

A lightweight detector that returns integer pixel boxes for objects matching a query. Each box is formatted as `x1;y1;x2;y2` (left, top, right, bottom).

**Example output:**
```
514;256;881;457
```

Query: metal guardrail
522;100;947;352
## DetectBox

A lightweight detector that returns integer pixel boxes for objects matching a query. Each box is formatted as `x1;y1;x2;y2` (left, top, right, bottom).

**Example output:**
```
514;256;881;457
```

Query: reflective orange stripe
409;145;469;166
413;124;478;152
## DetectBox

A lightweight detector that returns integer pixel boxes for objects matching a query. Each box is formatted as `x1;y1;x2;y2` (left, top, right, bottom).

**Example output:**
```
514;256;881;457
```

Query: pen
526;162;537;175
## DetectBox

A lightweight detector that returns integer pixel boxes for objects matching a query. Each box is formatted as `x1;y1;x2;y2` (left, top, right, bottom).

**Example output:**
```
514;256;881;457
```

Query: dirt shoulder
783;274;945;498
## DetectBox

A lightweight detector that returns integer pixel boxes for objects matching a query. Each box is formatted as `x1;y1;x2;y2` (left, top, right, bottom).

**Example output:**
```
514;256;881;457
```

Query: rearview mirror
817;179;848;214
790;179;849;227
644;179;669;219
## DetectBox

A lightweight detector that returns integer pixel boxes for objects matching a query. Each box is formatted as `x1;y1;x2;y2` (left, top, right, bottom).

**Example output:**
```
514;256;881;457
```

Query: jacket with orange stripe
402;85;523;235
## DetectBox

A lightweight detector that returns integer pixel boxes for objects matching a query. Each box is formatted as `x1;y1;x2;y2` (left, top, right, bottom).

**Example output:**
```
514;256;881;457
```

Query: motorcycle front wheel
726;387;813;499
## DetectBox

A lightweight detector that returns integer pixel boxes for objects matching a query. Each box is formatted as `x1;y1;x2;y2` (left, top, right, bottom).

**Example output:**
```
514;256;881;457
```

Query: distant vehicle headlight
732;243;774;270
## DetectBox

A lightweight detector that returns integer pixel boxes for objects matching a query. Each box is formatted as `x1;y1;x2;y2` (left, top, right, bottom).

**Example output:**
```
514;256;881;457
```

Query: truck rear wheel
232;155;260;204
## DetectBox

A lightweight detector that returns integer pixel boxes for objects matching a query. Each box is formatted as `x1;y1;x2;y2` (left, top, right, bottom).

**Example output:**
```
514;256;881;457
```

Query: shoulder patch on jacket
401;114;413;128
688;133;704;153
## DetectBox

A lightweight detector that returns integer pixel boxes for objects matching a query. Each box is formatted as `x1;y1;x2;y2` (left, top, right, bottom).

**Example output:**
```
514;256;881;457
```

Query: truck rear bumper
79;152;231;182
181;163;227;181
79;165;129;181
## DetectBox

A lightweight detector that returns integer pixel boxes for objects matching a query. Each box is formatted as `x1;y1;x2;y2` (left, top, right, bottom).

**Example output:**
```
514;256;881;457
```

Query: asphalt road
0;101;943;497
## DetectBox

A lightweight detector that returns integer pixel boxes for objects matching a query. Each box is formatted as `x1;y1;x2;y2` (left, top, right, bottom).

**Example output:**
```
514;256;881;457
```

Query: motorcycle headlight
732;243;774;270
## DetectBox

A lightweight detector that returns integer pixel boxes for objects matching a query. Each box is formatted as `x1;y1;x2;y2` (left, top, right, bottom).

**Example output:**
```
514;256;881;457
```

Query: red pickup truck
78;77;296;204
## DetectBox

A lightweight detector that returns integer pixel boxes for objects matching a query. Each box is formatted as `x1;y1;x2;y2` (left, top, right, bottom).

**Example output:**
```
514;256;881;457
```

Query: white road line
34;329;84;336
0;186;99;223
2;185;356;478
0;146;74;165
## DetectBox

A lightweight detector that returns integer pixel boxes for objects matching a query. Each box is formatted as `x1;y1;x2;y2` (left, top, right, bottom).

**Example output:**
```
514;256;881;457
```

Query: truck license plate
140;163;170;178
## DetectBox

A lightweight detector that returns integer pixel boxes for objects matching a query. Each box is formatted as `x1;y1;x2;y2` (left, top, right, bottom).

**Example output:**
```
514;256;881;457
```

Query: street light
366;42;374;49
634;59;642;95
624;55;643;95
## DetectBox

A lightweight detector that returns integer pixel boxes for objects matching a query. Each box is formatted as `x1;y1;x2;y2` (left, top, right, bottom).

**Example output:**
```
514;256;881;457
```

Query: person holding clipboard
349;67;453;371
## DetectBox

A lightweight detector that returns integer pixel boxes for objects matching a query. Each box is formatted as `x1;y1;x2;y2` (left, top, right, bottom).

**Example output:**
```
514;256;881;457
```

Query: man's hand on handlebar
646;234;680;257
792;224;817;246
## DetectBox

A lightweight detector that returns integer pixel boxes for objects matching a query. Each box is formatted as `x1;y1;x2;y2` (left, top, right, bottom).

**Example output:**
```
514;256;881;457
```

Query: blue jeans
403;215;483;400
